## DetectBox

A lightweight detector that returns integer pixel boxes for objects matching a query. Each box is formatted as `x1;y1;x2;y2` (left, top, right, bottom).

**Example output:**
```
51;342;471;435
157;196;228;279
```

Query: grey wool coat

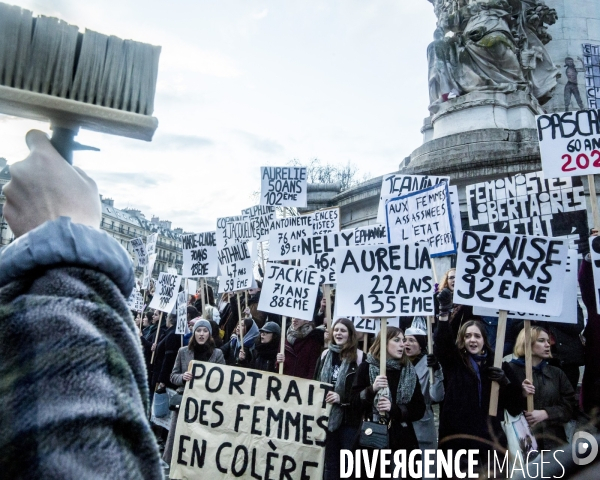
171;346;226;386
0;217;163;480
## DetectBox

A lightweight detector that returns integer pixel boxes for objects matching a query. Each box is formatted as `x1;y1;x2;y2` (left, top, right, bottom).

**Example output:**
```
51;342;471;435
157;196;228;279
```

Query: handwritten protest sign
536;109;600;178
347;317;400;335
126;289;144;313
376;173;449;223
583;44;600;109
170;362;331;480
216;215;248;250
130;237;147;267
182;231;218;278
146;233;158;256
217;242;254;294
142;253;157;290
334;244;434;316
465;172;588;252
258;263;320;321
354;224;388;245
299;229;355;284
260;166;307;207
149;272;182;313
589;236;600;313
312;208;340;235
448;185;462;242
268;215;313;261
241;205;275;242
454;231;568;315
175;291;189;335
386;183;456;257
474;250;577;324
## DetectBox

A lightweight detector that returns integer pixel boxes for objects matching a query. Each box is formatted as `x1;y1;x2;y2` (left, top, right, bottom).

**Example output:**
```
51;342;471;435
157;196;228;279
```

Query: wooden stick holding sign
279;316;287;374
236;293;244;354
379;318;387;377
589;174;600;230
489;310;507;416
200;278;206;316
524;320;534;412
323;285;332;333
150;312;163;364
427;316;435;381
260;242;266;275
363;334;368;352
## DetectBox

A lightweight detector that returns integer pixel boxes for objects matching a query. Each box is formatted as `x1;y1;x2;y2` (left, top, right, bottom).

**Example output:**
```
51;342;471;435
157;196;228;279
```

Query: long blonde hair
438;268;456;291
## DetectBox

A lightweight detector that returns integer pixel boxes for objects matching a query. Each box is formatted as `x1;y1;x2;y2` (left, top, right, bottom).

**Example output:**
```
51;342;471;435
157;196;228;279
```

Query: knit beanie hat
193;319;212;336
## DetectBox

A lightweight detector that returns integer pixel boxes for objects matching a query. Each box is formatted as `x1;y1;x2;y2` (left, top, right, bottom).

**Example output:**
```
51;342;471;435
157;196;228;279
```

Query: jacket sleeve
159;334;181;385
502;362;526;416
544;369;576;424
213;349;226;365
429;366;445;404
434;320;459;369
0;217;162;480
352;362;376;414
170;348;186;386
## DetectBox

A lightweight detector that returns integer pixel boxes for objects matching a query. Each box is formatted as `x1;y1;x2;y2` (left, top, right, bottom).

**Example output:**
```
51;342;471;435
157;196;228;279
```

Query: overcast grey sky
2;0;436;232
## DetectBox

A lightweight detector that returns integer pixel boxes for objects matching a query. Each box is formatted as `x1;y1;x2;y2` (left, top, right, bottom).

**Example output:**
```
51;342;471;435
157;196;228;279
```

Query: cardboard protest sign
216;215;248;250
130;237;147;267
448;185;462;242
217;242;254;294
474;250;578;324
146;233;158;256
299;229;355;284
347;317;400;335
258;263;320;321
268;215;313;261
536;109;600;178
376;173;449;223
454;231;568;316
182;231;218;278
142;253;157;290
187;279;198;296
386;183;456;257
241;205;276;242
175;290;189;335
354;224;388;245
149;272;182;313
260;166;307;207
334;244;434;317
583;44;600;109
465;172;588;252
170;362;331;480
589;236;600;313
126;289;144;313
312;208;340;235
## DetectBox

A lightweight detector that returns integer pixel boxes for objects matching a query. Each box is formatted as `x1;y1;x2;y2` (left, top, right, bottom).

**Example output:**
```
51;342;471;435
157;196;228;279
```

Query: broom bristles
0;1;160;116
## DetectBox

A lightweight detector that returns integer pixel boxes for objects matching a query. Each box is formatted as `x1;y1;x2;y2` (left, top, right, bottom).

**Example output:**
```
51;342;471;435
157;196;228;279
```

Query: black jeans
325;425;358;480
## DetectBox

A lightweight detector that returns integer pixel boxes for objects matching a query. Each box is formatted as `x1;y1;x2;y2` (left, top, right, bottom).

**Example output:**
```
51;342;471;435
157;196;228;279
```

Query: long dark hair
456;320;492;371
331;318;359;362
188;329;215;357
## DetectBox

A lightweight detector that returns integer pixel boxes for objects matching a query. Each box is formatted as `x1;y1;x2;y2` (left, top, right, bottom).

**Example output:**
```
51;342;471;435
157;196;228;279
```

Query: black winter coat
151;326;181;390
247;341;279;373
504;361;576;450
352;361;425;452
434;321;508;471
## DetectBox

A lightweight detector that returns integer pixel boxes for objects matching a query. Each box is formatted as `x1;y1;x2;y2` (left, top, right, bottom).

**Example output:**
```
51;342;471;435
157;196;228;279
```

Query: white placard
299;229;355;284
241;205;276;242
590;236;600;313
258;263;320;321
448;185;462;242
130;237;147;267
268;216;313;261
386;183;456;257
354;224;388;245
217;241;255;293
181;231;218;277
186;279;198;295
346;317;401;335
537;110;600;178
141;253;157;290
146;233;158;256
454;231;568;315
334;243;434;317
149;272;182;313
312;207;340;235
216;215;247;251
465;172;588;252
260;166;307;207
126;289;144;313
376;173;449;223
474;250;577;323
175;291;189;335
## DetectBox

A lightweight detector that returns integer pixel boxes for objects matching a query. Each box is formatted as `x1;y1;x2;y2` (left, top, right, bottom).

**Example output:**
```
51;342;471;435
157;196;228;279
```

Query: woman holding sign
434;318;509;476
351;327;425;476
504;326;576;450
314;318;364;480
435;268;481;340
163;320;225;465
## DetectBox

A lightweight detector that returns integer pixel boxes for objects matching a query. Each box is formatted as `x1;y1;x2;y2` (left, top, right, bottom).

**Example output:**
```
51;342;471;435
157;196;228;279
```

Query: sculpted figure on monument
426;0;559;112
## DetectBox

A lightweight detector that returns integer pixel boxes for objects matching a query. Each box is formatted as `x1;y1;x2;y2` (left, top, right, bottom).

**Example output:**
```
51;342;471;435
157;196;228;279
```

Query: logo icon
572;432;598;466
